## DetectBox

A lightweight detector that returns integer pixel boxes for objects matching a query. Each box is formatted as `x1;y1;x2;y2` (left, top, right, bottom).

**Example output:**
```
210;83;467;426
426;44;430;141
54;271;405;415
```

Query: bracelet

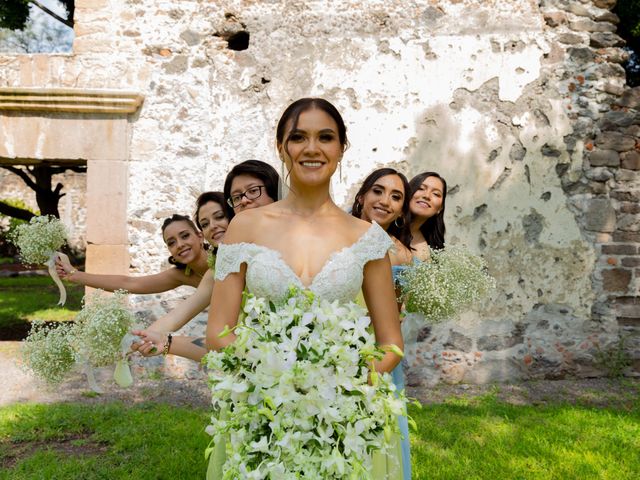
68;268;77;276
162;333;173;356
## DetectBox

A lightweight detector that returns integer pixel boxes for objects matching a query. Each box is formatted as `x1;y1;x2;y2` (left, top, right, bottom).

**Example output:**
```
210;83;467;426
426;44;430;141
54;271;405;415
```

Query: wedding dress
207;221;406;479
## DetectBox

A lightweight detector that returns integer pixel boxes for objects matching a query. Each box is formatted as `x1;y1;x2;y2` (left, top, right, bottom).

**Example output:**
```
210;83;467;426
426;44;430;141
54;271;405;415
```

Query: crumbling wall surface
0;0;637;383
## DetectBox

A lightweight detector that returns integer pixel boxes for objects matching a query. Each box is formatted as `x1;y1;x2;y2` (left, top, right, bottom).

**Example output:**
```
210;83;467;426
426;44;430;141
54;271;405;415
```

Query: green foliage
0;1;30;31
594;336;632;378
615;0;640;39
0;397;638;479
0;402;209;479
409;395;640;479
0;1;75;31
0;276;83;338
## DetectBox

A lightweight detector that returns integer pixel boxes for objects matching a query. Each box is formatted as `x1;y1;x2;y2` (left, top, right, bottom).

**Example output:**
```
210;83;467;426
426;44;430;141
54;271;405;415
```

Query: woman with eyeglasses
131;160;281;359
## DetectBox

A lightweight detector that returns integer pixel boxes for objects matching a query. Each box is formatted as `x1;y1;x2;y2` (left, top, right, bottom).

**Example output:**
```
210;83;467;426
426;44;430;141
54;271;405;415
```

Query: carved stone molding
0;87;144;114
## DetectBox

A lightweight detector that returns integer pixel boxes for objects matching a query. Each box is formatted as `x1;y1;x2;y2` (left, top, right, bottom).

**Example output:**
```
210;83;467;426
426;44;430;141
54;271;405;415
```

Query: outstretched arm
55;252;195;293
363;254;403;374
147;274;214;332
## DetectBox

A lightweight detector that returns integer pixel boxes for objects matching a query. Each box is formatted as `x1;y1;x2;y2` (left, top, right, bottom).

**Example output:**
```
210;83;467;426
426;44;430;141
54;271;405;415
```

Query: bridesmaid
407;171;447;260
351;167;413;480
56;214;209;293
132;160;280;358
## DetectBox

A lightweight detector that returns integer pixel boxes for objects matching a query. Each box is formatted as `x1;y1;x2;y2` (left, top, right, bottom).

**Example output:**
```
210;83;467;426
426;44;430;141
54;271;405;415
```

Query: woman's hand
130;329;167;357
55;252;77;280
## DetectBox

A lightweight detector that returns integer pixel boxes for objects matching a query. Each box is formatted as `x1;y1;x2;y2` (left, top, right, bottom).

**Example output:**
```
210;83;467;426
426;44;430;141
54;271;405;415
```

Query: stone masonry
0;0;638;383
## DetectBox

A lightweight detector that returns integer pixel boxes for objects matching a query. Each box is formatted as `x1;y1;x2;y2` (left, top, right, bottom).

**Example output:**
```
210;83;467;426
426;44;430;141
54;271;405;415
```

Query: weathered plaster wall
0;0;637;383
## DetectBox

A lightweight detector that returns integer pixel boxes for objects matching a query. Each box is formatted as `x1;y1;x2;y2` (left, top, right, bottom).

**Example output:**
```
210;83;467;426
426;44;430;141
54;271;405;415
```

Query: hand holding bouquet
9;215;69;305
399;245;495;323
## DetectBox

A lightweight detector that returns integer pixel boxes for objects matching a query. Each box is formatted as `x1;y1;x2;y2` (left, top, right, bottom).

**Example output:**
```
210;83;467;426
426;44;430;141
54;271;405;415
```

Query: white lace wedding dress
207;222;404;479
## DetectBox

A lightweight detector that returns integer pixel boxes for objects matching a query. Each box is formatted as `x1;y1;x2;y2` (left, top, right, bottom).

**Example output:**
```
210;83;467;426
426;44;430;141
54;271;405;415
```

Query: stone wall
0;0;637;383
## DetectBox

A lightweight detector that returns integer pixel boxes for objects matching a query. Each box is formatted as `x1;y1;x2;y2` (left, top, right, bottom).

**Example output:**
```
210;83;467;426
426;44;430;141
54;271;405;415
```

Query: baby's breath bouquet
22;321;76;385
399;245;495;323
9;215;69;305
71;290;135;366
21;290;136;390
205;288;405;479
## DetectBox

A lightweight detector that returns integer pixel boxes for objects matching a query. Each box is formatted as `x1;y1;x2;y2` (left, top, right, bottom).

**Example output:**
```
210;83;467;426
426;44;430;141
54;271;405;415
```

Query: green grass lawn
1;395;638;479
0;277;84;339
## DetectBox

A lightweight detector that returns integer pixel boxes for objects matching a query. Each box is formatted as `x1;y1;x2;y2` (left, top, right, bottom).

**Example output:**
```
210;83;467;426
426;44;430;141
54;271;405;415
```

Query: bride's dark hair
350;168;412;250
161;214;203;270
408;172;447;250
223;160;280;218
276;98;349;157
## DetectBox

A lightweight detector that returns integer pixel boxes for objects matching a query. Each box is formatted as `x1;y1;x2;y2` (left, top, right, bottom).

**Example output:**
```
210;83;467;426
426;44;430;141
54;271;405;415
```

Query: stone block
585;198;616;232
620;202;640;214
595;12;620;24
567;3;590;17
594;0;616;9
621;151;640;170
617;87;640;108
622;257;640;267
544;11;567;27
595;131;636;151
557;33;585;45
86;160;128;244
613;297;640;318
613;231;640;242
598;110;637;129
0;114;129;161
75;0;110;7
598;47;630;64
85;244;130;276
590;32;625;48
602;268;632;291
589;149;619;167
616;214;640;232
567;47;595;64
569;19;616;33
443;331;473;353
611;191;640;202
602;244;638;255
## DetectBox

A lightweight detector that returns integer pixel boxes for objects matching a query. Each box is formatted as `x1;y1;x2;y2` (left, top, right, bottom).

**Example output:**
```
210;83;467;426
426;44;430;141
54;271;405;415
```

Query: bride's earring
281;161;285;181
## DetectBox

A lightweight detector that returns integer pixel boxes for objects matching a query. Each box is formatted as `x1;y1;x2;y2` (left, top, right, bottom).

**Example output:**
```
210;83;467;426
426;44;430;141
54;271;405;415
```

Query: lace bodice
214;222;393;303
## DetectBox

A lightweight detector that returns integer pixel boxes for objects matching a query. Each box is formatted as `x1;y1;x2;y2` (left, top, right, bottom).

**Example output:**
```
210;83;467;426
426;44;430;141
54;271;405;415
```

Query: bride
206;98;404;477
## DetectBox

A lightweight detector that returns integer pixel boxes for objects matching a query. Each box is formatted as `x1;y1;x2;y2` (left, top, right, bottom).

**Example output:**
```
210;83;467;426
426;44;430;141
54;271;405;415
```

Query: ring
150;346;157;354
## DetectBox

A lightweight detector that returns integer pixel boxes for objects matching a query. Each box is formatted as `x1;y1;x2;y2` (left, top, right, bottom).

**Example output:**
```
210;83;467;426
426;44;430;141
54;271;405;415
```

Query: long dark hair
350;168;412;250
194;191;228;229
276;98;349;157
161;214;201;270
408;172;447;250
223;160;280;218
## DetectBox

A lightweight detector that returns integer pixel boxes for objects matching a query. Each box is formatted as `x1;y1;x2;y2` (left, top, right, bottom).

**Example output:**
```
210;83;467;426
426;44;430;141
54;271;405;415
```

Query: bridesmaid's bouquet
399;245;495;323
205;288;405;479
9;215;69;305
21;290;136;390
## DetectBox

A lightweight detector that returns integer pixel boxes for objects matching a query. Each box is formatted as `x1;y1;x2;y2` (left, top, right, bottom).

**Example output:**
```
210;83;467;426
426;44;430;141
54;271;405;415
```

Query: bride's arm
206;214;251;351
362;253;404;374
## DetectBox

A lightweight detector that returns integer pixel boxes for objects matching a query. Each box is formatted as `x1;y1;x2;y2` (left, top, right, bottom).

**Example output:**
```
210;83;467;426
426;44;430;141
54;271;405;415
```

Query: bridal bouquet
21;290;136;389
399;245;495;323
205;288;405;479
9;215;69;305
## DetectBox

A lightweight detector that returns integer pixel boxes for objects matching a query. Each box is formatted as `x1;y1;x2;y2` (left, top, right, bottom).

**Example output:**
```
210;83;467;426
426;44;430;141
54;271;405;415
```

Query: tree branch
28;1;74;29
1;165;38;191
0;201;35;222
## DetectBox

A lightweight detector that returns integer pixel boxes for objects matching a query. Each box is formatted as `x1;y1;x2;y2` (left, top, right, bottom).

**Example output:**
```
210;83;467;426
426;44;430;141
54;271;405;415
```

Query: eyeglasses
227;185;266;208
